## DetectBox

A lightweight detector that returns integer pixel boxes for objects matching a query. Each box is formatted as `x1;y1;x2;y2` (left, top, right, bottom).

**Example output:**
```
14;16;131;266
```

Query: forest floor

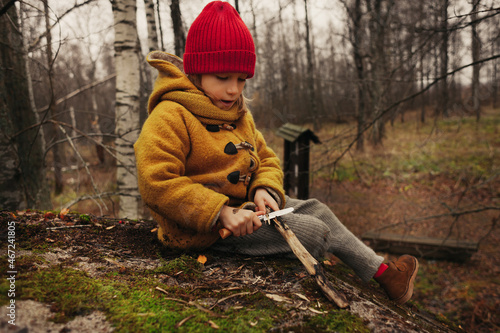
1;107;499;332
303;107;500;332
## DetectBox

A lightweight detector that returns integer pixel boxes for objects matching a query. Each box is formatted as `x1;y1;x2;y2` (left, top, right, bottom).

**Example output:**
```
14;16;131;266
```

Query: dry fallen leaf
323;260;335;266
197;255;208;264
150;227;158;233
294;293;310;302
207;320;219;329
308;307;327;314
59;208;70;219
265;293;293;303
106;225;115;230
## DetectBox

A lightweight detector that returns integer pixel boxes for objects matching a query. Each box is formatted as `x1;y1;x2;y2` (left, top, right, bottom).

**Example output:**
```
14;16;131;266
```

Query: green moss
79;214;91;223
11;261;291;331
153;254;203;280
20;266;102;322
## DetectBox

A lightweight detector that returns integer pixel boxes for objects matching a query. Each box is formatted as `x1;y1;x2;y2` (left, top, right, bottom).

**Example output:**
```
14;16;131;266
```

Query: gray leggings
211;196;384;282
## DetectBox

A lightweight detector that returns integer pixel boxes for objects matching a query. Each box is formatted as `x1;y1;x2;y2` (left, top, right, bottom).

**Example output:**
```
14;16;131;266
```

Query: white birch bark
111;0;142;219
143;0;159;52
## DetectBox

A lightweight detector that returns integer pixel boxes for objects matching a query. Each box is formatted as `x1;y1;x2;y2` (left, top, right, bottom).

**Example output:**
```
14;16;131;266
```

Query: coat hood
146;51;242;125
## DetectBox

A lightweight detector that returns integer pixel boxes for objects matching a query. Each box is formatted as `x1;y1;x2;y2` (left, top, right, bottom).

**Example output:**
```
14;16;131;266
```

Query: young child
134;1;418;305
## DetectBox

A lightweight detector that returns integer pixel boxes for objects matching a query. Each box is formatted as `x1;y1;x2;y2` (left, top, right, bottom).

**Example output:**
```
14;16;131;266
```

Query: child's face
200;73;247;110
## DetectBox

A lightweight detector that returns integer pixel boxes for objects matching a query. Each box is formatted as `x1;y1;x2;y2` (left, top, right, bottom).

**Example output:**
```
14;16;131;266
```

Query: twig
46;225;92;230
58;124;107;214
11;119;135;176
175;315;195;328
210;292;253;309
28;0;98;52
372;206;500;233
155;287;227;318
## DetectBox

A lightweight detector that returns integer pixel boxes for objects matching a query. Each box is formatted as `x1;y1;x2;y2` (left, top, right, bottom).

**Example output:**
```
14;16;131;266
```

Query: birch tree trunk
144;0;159;52
0;2;51;210
111;0;142;219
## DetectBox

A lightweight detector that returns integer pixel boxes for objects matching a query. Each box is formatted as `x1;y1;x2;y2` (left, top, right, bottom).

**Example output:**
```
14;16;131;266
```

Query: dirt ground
1;210;464;333
310;176;500;333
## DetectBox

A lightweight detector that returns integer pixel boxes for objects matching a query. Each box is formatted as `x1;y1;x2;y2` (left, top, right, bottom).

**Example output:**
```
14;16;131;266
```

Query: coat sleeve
134;103;229;233
246;114;286;208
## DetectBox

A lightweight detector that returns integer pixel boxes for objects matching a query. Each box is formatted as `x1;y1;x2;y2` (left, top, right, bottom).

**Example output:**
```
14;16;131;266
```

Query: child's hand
254;188;280;213
219;206;264;237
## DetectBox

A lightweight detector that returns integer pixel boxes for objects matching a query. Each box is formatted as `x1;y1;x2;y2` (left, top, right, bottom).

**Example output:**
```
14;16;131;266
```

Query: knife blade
259;207;294;224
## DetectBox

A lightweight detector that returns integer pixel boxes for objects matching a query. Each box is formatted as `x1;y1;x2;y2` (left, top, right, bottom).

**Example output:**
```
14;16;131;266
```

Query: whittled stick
272;216;349;308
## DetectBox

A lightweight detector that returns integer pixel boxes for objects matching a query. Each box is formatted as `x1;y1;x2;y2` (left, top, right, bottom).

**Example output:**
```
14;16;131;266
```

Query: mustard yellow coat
134;52;285;250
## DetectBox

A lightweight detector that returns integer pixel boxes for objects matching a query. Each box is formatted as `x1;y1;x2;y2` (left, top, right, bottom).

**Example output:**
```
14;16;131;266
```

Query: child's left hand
254;188;280;213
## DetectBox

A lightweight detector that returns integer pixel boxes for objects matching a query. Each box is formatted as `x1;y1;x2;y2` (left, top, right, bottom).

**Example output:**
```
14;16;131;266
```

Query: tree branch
0;0;17;17
63;191;141;211
372;206;500;234
58;124;107;214
38;73;116;113
29;0;97;52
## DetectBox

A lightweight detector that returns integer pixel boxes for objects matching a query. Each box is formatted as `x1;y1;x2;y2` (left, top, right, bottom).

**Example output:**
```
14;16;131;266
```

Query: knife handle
218;210;268;239
219;228;232;239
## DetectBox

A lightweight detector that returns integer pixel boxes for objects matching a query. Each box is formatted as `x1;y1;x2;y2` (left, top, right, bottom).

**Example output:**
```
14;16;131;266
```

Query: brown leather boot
374;255;419;305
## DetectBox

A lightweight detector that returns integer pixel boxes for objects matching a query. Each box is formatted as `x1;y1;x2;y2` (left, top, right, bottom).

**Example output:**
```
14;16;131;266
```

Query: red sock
373;263;388;278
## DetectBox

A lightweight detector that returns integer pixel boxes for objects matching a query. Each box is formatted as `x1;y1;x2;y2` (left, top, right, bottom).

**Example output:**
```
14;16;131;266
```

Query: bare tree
156;0;165;51
303;0;319;130
111;0;142;219
43;0;64;194
493;18;500;109
0;2;51;210
438;0;450;118
170;0;185;58
471;0;482;121
144;0;159;53
342;0;368;151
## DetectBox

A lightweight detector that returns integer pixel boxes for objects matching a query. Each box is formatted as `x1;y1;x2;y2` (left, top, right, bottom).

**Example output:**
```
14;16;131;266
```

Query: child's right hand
219;206;264;237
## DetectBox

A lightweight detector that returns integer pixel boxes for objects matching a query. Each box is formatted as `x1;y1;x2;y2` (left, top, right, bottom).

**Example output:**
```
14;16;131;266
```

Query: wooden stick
272;216;349;308
217;211;349;308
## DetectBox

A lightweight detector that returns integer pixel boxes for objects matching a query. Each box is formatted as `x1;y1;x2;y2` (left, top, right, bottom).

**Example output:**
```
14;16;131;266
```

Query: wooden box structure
276;123;320;199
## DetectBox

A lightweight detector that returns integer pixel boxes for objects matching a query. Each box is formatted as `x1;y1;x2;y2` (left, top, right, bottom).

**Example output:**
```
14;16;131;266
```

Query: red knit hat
183;1;256;78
